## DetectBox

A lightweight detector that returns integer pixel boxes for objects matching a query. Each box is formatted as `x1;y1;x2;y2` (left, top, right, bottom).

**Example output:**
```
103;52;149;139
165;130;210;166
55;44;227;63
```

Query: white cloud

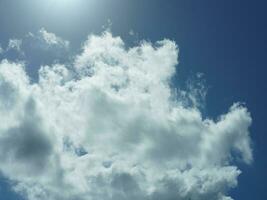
0;44;3;54
0;31;253;200
7;39;22;51
129;30;135;36
24;28;69;50
39;28;69;48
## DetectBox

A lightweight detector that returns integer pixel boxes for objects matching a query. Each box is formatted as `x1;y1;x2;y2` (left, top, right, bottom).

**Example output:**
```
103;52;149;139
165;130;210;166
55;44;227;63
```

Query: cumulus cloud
0;31;253;200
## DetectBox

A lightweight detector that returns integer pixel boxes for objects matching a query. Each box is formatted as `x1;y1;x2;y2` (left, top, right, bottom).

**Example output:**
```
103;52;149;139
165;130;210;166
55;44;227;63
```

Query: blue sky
0;0;266;200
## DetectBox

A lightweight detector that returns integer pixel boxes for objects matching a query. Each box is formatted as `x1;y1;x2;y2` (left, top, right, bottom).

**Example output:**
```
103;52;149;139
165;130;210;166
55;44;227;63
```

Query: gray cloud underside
0;31;252;200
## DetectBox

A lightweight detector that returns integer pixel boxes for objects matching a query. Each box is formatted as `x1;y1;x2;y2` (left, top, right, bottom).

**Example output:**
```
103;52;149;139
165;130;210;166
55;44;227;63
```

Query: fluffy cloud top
0;31;252;200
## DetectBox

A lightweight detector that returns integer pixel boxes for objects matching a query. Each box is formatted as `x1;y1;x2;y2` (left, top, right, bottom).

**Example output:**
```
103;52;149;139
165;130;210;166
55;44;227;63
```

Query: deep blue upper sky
0;0;266;199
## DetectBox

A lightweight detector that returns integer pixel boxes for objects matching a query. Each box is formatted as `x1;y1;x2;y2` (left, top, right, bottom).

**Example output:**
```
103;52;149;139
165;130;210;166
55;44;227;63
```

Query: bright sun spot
44;0;89;10
41;0;91;16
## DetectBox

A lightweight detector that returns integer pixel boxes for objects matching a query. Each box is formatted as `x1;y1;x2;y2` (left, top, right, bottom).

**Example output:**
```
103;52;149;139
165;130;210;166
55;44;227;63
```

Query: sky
0;0;266;200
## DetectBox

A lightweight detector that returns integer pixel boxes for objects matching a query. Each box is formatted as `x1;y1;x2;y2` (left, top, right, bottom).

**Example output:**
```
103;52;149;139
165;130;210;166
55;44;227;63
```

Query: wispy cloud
0;44;3;54
7;39;22;52
39;28;70;48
